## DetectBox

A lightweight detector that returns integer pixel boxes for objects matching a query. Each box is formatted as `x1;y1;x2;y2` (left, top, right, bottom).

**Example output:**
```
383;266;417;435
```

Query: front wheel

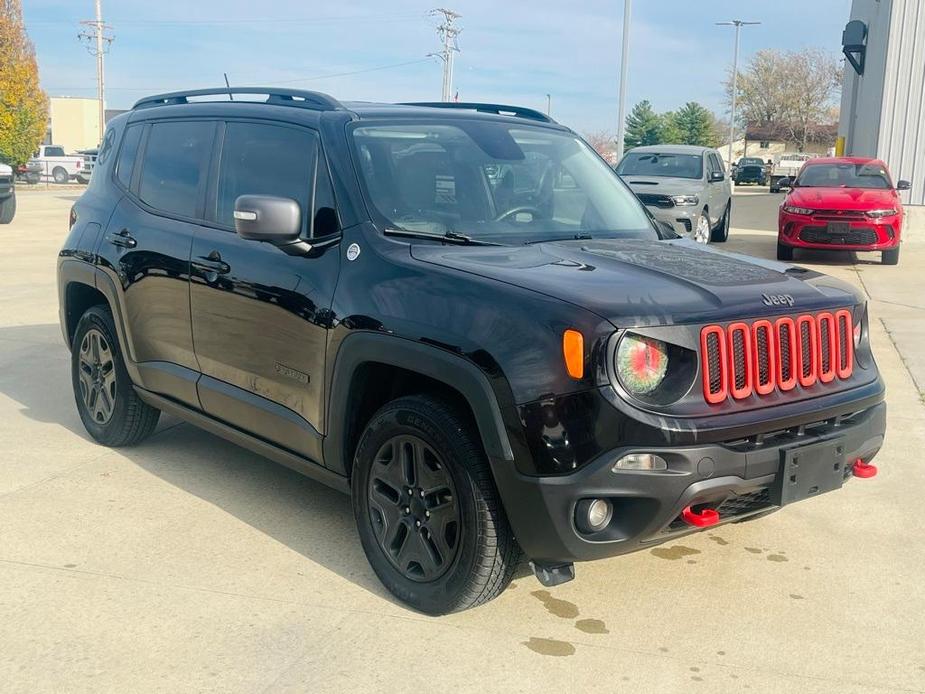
352;395;520;614
692;210;711;244
0;195;15;224
72;306;160;446
711;202;730;242
882;246;900;265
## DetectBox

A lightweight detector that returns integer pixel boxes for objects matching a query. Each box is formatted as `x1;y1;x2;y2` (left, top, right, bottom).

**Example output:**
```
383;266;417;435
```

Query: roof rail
399;101;556;124
132;87;345;112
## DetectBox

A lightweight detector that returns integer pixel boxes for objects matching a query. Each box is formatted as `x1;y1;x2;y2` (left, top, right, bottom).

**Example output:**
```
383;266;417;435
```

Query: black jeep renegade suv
58;88;886;614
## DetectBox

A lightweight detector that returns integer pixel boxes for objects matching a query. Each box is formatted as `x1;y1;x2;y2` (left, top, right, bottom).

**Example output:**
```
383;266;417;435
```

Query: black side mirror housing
234;195;301;244
709;171;725;182
896;179;911;191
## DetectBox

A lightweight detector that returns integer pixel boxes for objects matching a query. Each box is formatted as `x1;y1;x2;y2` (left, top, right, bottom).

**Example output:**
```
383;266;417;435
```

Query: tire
882;246;900;265
777;242;794;261
52;166;68;184
0;194;15;224
692;209;711;244
711;202;730;242
71;305;160;446
352;394;520;614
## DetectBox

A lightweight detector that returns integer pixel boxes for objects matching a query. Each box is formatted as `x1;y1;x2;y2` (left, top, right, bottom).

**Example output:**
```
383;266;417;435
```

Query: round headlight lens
616;334;669;395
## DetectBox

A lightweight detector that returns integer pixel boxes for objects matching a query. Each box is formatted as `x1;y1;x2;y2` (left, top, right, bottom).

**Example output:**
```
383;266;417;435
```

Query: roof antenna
223;73;233;100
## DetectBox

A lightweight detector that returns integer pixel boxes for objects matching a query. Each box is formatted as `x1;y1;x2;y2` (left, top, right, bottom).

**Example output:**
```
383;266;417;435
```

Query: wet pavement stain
63;564;77;568
686;559;698;564
651;545;701;560
692;676;704;682
744;547;763;554
717;651;726;656
531;590;580;619
709;535;729;546
767;554;788;562
690;667;701;672
575;618;609;634
659;647;669;653
523;636;576;657
789;594;805;600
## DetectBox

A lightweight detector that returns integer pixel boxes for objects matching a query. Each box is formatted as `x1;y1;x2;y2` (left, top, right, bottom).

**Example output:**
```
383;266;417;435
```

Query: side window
312;155;339;238
138;121;214;218
215;121;317;230
115;124;143;189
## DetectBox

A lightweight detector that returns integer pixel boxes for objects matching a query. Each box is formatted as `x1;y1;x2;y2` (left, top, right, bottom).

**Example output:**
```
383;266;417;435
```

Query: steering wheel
494;206;543;222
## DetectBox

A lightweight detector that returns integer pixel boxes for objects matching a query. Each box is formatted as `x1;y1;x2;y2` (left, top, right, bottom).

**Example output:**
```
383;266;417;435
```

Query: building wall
839;0;925;206
48;97;101;153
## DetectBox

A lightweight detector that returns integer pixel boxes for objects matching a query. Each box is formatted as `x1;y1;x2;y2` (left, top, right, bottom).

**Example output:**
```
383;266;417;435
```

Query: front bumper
779;212;901;251
647;205;700;235
496;402;885;563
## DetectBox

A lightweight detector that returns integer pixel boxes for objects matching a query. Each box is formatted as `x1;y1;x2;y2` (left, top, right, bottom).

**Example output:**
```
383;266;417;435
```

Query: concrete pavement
1;187;924;693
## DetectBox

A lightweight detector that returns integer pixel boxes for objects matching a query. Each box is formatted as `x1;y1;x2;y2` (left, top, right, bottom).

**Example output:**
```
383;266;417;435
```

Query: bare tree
726;48;841;151
583;131;617;162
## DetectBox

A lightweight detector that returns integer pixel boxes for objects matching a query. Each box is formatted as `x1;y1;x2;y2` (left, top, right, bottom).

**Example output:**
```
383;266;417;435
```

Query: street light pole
716;19;760;168
614;0;632;162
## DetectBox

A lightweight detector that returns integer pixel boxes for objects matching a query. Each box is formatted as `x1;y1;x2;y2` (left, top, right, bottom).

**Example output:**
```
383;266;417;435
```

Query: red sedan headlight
865;208;898;219
782;205;814;215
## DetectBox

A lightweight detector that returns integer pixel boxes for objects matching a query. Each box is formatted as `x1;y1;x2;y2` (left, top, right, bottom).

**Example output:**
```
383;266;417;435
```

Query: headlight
783;205;814;215
671;194;699;206
866;208;897;219
616;334;668;395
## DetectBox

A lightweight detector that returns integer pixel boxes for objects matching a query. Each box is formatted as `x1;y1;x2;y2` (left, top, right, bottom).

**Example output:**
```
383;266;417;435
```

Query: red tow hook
681;506;720;528
852;459;878;478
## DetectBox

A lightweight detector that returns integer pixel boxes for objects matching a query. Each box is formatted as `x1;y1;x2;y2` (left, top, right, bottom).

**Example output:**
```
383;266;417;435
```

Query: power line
428;8;461;102
77;0;113;143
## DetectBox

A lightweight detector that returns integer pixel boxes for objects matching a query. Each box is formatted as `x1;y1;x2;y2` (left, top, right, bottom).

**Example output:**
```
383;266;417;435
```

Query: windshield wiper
384;228;503;246
524;234;593;245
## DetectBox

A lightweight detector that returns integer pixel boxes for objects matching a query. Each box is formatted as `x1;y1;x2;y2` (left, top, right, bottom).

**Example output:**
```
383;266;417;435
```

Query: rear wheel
352;395;520;614
52;166;68;184
882;246;900;265
777;242;794;261
0;194;15;224
72;306;160;446
711;202;730;242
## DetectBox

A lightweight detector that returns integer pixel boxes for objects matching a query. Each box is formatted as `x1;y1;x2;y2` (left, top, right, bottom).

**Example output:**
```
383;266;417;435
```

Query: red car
777;157;910;265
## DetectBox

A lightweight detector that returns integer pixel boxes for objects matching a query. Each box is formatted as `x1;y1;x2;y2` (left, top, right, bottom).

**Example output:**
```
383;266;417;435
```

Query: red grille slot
700;310;855;404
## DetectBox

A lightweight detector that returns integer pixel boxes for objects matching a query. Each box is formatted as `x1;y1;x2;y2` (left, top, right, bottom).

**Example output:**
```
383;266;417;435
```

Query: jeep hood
411;239;862;327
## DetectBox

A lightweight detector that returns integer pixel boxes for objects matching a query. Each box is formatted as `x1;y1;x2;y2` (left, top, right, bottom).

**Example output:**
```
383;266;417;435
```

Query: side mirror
234;195;301;244
709;171;725;182
896;179;911;191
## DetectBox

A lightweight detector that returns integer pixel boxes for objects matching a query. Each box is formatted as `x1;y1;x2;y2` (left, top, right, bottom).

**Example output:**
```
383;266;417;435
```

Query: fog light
612;453;668;472
575;498;612;533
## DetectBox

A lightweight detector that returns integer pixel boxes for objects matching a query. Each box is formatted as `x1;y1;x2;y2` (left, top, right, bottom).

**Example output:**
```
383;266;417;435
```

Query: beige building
46;96;101;153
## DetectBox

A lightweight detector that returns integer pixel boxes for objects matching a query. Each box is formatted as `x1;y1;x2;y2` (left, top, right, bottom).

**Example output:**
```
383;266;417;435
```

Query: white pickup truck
769;152;818;193
30;145;84;184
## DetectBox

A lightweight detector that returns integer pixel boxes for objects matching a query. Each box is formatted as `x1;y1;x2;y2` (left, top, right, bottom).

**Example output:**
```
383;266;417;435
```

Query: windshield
739;158;764;166
797;162;892;189
616;152;703;179
351;122;654;244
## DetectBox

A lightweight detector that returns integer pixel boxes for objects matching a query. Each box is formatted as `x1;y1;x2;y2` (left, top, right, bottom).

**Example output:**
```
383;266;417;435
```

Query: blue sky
24;0;852;133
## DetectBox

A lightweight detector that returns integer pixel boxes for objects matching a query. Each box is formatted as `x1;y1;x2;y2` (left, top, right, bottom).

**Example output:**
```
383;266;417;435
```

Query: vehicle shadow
0;323;401;603
726;231;884;267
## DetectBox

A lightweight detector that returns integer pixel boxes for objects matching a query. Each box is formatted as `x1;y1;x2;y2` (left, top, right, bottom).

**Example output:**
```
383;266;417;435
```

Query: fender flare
323;332;515;477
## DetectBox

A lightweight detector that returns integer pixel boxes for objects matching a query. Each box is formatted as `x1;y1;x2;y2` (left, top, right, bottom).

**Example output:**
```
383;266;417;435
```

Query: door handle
106;228;137;248
192;251;231;276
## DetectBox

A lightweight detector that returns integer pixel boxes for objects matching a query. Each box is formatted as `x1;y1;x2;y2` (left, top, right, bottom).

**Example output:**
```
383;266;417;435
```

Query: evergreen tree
0;0;48;165
623;100;663;149
668;102;718;147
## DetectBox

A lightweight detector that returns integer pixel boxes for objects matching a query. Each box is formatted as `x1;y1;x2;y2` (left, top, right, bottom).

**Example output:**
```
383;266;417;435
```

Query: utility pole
429;8;461;102
716;19;760;168
546;93;551;116
614;0;632;162
79;0;113;145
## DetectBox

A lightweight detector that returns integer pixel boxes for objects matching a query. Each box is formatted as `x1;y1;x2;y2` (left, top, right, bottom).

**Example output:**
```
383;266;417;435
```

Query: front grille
636;193;674;208
716;488;772;516
799;226;879;245
700;310;854;404
812;210;866;221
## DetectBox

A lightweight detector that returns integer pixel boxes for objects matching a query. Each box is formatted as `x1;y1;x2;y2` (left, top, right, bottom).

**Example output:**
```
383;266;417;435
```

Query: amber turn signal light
562;329;584;379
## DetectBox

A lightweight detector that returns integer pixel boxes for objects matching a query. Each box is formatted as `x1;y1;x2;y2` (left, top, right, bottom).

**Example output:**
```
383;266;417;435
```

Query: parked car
31;144;84;184
59;88;886;614
616;144;732;243
770;152;818;193
734;156;767;186
777;157;910;265
0;162;15;223
76;148;98;184
15;161;42;185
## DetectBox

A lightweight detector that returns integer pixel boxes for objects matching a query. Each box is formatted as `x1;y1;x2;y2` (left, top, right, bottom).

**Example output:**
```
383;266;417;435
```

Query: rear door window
138;121;215;218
